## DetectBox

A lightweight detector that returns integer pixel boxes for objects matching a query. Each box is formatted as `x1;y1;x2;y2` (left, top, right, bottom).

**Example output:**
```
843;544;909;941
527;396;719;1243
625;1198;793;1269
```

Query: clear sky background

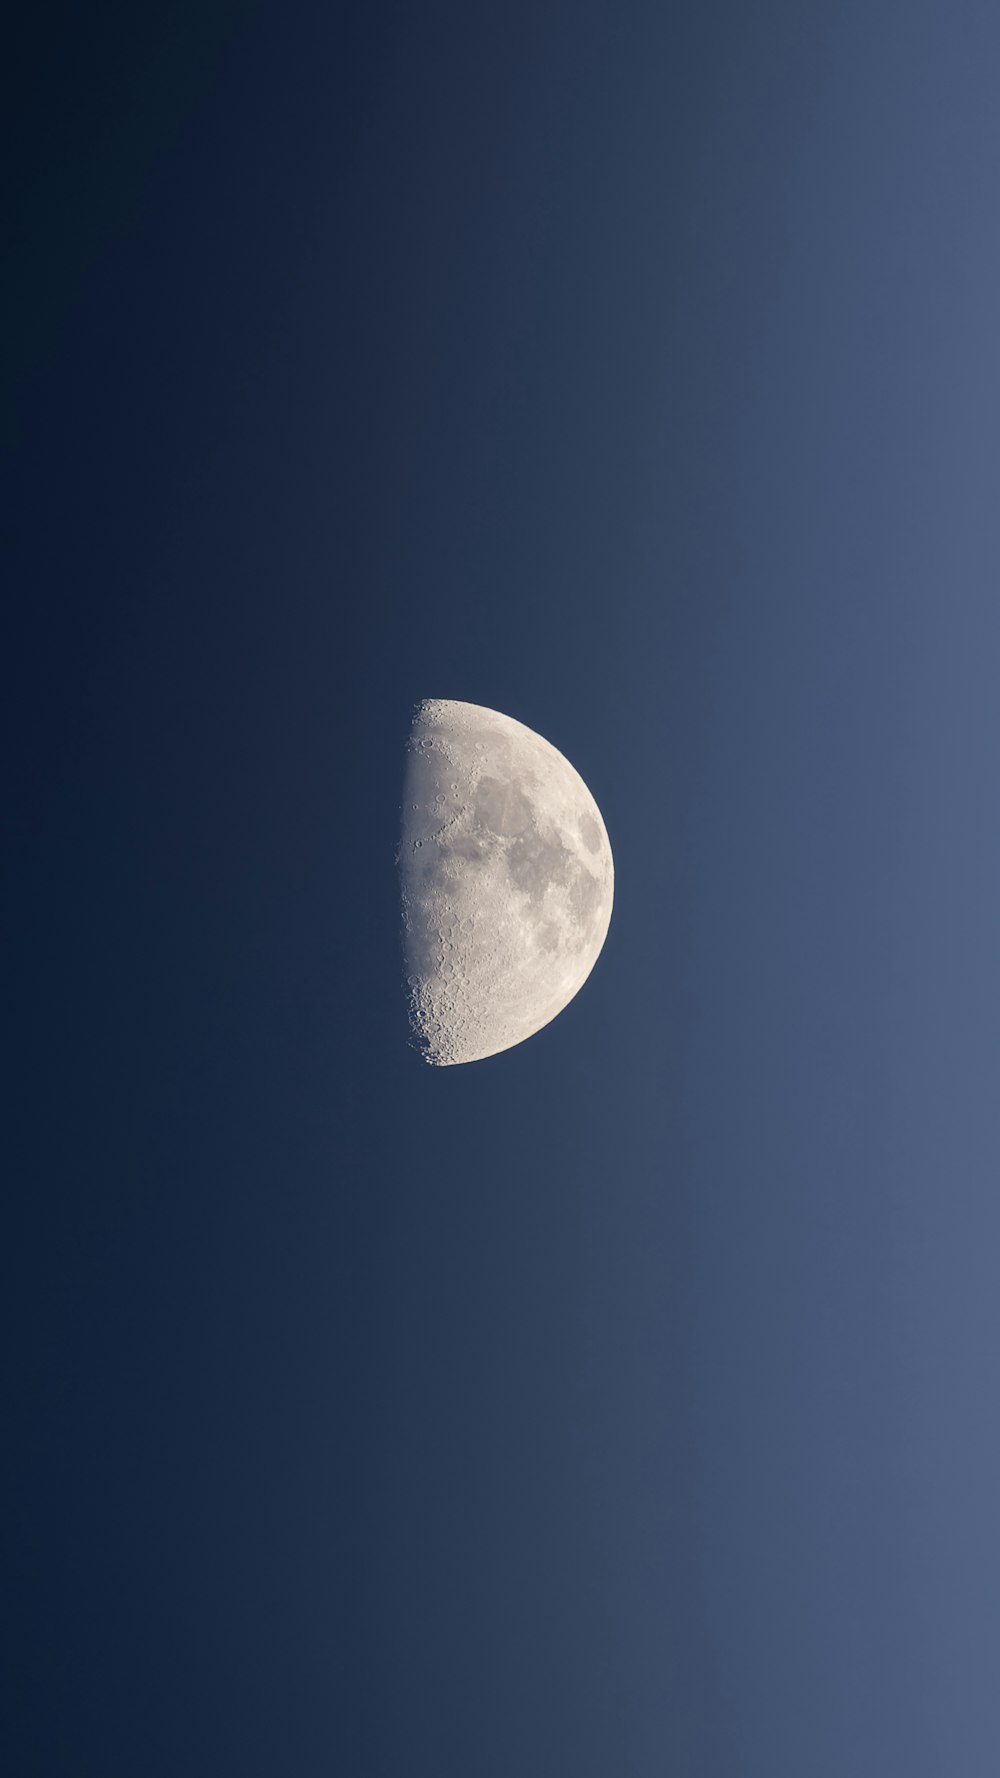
7;3;1000;1773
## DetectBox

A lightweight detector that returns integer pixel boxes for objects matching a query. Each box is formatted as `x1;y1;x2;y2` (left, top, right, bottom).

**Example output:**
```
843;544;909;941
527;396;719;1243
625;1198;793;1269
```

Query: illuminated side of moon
398;699;614;1065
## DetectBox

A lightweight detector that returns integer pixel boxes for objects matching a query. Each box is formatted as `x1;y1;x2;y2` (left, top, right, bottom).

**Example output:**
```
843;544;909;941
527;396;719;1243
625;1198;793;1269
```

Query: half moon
398;699;614;1065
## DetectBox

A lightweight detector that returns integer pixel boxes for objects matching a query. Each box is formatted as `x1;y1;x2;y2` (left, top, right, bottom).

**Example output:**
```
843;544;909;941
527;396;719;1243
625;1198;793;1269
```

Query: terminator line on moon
398;699;614;1064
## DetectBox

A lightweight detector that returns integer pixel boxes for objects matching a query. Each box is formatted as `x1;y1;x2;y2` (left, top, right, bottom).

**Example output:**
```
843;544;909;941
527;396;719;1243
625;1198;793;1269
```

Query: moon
398;699;614;1065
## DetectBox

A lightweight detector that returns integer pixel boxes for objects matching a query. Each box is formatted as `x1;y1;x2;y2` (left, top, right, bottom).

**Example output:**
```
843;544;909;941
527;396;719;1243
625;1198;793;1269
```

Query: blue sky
7;3;1000;1773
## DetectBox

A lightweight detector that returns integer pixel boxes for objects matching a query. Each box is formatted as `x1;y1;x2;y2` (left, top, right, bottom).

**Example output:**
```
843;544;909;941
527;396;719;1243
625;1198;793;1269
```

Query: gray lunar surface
398;699;614;1065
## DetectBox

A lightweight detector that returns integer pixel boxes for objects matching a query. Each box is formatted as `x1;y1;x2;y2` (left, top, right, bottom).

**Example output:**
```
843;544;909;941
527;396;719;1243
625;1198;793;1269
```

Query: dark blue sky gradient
7;3;1000;1773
